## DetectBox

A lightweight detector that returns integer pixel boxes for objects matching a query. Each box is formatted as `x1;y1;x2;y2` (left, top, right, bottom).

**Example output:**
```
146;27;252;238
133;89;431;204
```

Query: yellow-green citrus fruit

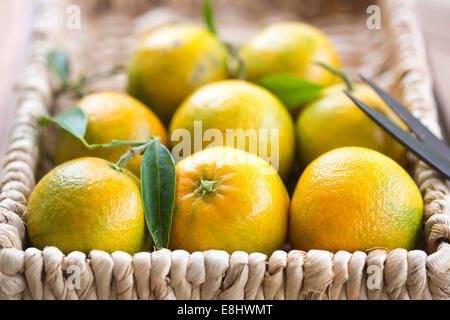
127;23;229;123
27;157;151;254
169;146;289;255
169;80;295;179
240;21;341;86
54;91;167;176
296;83;407;167
289;147;424;253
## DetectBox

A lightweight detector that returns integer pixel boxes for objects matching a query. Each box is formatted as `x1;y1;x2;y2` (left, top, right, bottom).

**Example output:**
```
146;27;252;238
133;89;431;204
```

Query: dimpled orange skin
240;22;341;86
27;157;152;254
296;83;407;168
127;23;228;123
169;80;295;180
54;92;167;176
289;147;424;253
169;146;289;255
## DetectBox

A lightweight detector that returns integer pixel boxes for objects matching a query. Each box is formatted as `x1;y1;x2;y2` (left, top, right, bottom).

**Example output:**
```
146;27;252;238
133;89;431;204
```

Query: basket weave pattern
0;0;449;300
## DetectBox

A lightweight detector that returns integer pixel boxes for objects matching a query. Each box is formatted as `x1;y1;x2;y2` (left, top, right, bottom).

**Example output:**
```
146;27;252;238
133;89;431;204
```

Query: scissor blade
344;91;450;179
360;74;450;159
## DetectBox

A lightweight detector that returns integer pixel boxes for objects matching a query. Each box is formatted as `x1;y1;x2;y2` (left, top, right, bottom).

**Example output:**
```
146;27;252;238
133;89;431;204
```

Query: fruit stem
115;137;157;169
81;65;127;86
225;42;247;80
195;179;218;197
55;65;127;98
202;0;246;79
315;61;354;92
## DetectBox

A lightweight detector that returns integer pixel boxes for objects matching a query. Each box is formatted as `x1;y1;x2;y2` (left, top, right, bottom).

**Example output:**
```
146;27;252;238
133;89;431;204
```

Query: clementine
54;91;167;176
169;146;289;255
27;157;151;254
289;147;424;252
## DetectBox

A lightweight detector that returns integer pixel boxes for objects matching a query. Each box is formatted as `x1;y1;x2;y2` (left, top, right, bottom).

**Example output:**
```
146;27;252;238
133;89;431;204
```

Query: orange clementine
169;80;295;179
296;83;407;167
27;157;151;254
289;147;423;253
240;22;341;86
127;23;229;123
169;146;289;255
54;91;167;176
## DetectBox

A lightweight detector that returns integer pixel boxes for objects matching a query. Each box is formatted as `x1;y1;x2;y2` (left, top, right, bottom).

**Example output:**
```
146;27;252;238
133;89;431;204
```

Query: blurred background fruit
27;157;152;254
127;23;229;124
169;80;295;179
289;147;424;253
54;91;167;176
169;146;289;255
240;22;341;86
296;83;407;167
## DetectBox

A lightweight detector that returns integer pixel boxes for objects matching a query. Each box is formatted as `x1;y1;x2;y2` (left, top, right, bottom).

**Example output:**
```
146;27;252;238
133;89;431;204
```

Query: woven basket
0;0;449;300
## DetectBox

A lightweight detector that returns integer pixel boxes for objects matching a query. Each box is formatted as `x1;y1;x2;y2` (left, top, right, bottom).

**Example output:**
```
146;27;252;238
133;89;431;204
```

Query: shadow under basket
0;0;449;300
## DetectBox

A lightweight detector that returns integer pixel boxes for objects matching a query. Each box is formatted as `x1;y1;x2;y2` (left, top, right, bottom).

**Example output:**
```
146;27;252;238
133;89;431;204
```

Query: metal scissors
344;76;450;179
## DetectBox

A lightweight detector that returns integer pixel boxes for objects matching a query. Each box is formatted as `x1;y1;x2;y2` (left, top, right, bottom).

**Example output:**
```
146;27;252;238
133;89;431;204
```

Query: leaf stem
315;61;354;91
84;139;147;150
116;138;158;168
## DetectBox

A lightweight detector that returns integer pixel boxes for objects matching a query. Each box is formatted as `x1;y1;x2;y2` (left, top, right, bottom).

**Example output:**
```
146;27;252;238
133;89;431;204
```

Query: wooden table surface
0;1;449;176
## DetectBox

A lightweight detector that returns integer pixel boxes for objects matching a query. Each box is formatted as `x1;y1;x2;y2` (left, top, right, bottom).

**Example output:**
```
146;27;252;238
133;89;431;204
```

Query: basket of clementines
0;0;448;300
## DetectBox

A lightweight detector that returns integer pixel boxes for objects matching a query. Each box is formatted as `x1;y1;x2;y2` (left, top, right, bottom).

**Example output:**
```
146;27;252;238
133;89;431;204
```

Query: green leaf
203;0;217;35
258;74;324;109
40;107;149;150
40;106;87;139
47;50;70;85
141;140;176;249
